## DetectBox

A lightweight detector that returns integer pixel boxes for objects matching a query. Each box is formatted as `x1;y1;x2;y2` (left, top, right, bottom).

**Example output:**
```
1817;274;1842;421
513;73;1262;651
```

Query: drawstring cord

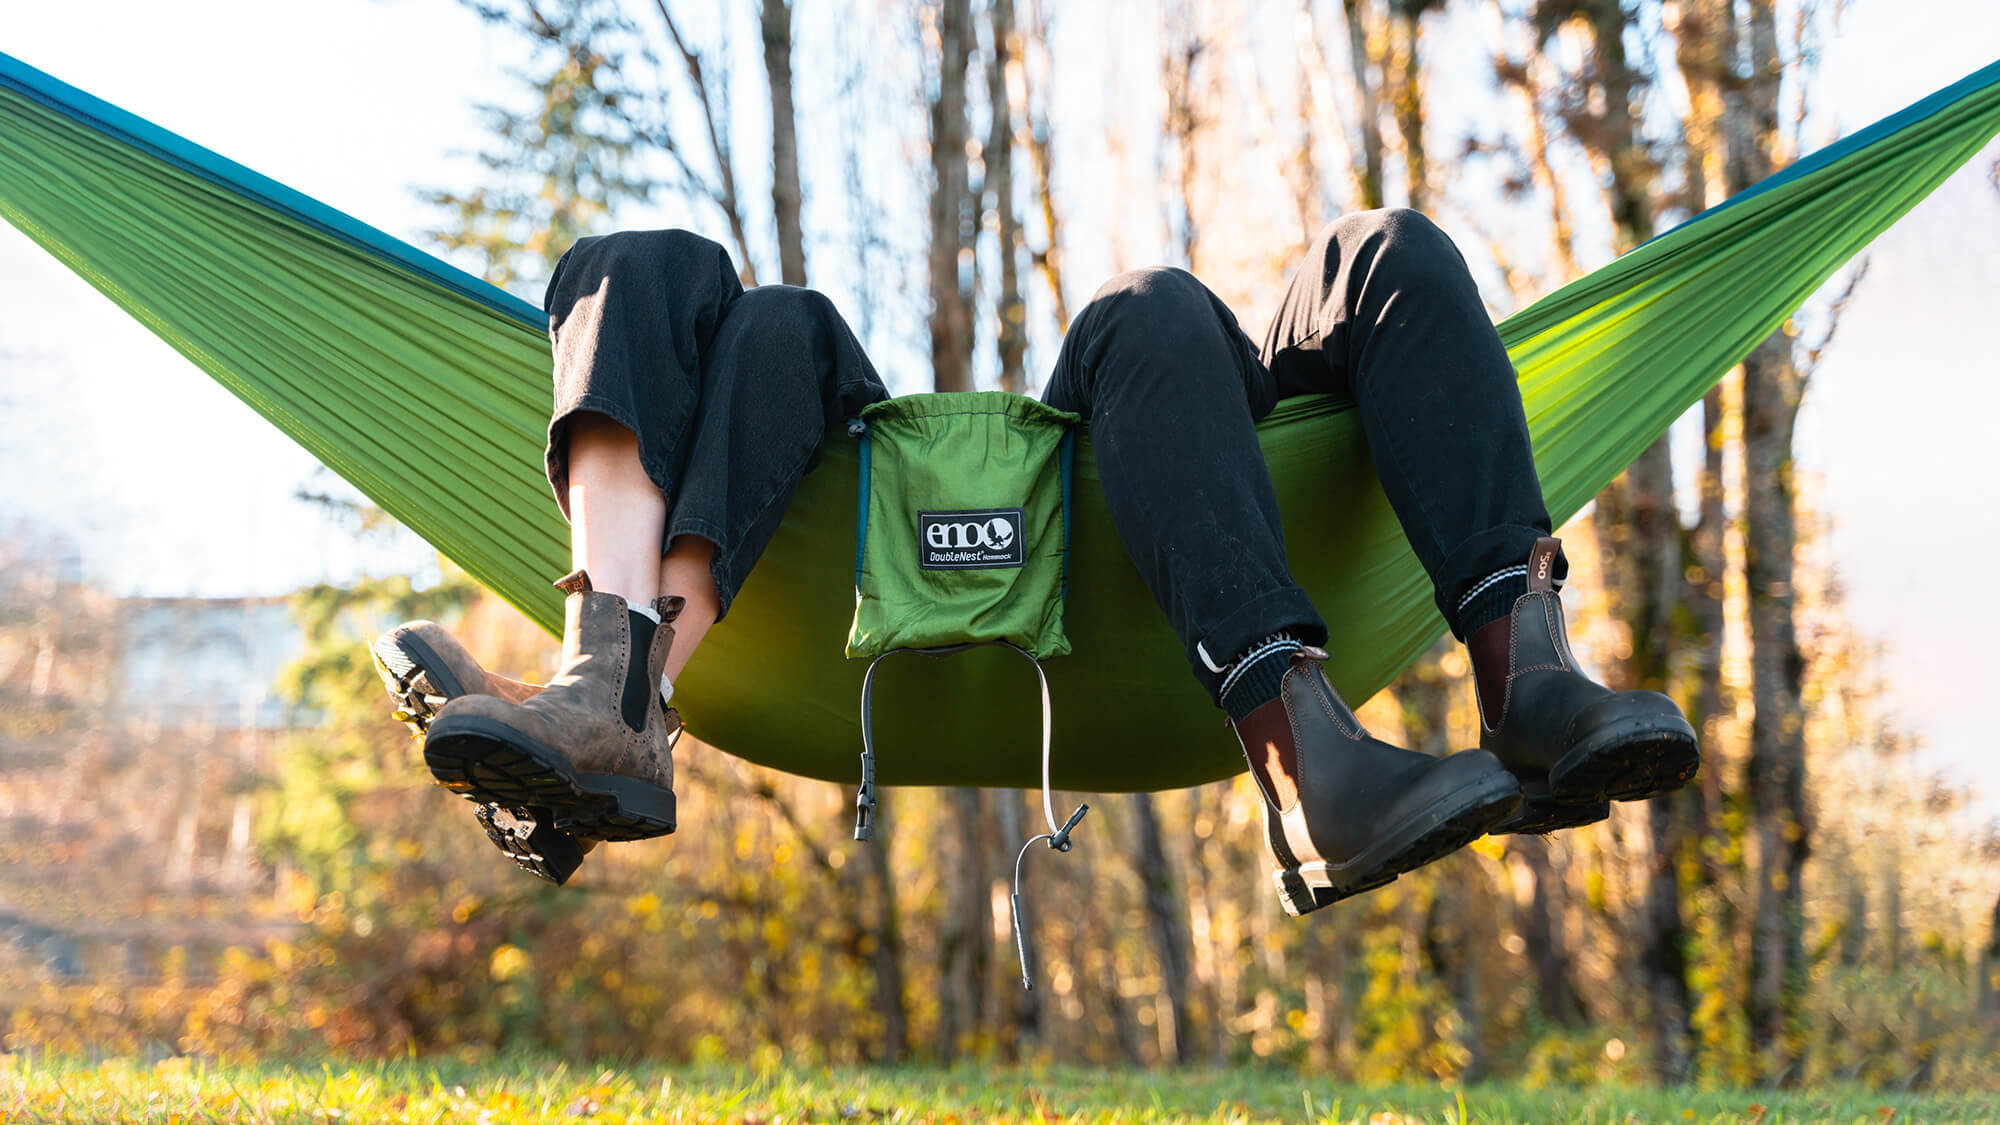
855;641;1086;991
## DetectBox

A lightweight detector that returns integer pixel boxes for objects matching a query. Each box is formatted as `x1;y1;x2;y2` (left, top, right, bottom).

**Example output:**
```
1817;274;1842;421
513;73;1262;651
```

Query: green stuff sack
846;391;1078;660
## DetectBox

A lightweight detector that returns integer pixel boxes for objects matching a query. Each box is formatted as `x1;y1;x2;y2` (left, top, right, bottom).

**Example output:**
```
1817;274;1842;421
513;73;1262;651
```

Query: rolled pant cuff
1192;587;1327;702
1435;524;1566;638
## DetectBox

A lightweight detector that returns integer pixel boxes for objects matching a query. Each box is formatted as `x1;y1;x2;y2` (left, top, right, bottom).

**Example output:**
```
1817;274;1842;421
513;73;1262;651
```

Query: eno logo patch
918;508;1026;570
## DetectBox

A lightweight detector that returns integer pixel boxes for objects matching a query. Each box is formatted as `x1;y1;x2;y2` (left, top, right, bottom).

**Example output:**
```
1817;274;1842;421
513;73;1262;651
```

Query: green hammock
4;52;1997;792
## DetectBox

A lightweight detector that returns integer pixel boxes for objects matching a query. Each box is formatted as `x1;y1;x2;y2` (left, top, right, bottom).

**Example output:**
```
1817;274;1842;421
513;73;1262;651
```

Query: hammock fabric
4;52;1997;792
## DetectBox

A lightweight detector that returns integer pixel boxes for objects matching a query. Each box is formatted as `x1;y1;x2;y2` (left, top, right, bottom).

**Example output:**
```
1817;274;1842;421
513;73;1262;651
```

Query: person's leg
1044;267;1521;916
658;539;717;682
548;240;887;679
1260;209;1697;830
1260;207;1560;635
1040;267;1323;699
425;232;886;845
566;414;669;608
659;282;890;665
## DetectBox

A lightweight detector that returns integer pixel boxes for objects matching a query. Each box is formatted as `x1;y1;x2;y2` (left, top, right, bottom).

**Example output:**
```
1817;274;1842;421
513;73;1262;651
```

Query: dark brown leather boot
1471;537;1699;834
422;570;683;841
1230;648;1522;916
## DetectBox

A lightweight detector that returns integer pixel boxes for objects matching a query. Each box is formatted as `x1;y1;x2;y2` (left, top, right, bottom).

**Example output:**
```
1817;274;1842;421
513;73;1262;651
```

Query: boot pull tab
1527;538;1561;594
554;569;594;595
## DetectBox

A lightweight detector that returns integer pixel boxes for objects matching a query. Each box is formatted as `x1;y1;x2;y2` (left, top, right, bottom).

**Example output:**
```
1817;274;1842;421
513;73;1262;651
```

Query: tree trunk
1388;5;1426;212
925;0;986;1054
761;0;806;285
1979;892;2000;1036
1880;845;1903;972
1521;836;1585;1025
1341;0;1385;209
858;791;910;1060
1127;793;1195;1063
1609;438;1697;1081
928;0;976;392
1160;10;1206;270
936;788;992;1058
1021;0;1068;332
1741;330;1809;1078
993;790;1042;1054
984;0;1027;392
1551;0;1694;1079
1727;1;1808;1080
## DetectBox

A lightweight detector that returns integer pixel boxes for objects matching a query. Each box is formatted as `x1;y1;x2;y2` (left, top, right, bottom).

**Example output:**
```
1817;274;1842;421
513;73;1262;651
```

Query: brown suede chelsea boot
1470;537;1699;834
373;621;679;884
373;622;590;884
372;621;541;736
422;570;683;842
1229;648;1523;916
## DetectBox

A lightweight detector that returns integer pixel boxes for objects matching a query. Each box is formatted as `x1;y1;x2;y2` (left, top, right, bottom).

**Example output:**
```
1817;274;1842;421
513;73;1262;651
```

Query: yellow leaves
627;891;662;918
488;943;532;982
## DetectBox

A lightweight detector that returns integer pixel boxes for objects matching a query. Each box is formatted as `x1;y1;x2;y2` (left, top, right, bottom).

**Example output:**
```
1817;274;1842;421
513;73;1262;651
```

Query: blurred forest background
4;0;2000;1093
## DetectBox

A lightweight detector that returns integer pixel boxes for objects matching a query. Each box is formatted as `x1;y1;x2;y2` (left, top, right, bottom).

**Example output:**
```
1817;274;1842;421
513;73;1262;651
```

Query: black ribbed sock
1219;634;1302;722
1456;566;1529;638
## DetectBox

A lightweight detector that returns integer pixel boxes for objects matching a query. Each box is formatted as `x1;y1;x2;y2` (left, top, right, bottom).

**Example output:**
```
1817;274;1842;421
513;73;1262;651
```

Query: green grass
2;1056;1995;1124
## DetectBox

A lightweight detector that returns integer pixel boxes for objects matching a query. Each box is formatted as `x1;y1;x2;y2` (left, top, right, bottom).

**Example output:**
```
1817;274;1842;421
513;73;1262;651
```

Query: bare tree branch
1796;256;1870;405
653;0;758;283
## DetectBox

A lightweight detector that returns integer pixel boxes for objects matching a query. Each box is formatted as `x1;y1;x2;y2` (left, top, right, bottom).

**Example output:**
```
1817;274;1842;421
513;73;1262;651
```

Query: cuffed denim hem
545;392;690;523
662;517;732;620
1192;586;1328;702
1435;523;1566;638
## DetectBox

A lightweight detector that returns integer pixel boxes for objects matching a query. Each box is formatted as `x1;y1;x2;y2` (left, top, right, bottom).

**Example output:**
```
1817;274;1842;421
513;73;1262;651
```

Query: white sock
626;600;662;625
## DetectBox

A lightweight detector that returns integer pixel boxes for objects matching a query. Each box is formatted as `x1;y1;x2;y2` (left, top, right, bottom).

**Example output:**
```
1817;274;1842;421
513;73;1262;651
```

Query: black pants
542;209;1559;700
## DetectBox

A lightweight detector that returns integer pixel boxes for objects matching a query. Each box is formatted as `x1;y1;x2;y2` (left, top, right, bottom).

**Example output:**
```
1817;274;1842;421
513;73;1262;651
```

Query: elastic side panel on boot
620;609;657;733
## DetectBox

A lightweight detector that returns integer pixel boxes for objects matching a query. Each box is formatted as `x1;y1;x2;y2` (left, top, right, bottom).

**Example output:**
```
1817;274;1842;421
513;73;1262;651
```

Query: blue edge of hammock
4;46;1998;337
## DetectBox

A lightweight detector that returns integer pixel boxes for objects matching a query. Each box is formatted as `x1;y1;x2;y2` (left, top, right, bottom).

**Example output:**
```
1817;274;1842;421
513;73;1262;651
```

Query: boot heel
1491;774;1611;834
476;804;588;885
1272;867;1397;917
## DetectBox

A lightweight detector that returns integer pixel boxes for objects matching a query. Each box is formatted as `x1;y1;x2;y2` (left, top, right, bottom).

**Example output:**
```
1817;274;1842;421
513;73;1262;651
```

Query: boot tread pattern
1271;779;1520;917
424;718;676;843
374;629;601;880
1550;725;1700;803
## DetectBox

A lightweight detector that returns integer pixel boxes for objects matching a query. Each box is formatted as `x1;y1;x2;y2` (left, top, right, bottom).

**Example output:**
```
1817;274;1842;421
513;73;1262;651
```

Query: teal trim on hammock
1661;58;2000;237
0;50;547;329
1057;429;1075;606
4;47;1996;791
853;424;872;593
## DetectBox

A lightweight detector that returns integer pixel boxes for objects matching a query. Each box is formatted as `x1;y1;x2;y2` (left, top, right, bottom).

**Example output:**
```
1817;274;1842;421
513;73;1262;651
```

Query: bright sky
1;2;1997;812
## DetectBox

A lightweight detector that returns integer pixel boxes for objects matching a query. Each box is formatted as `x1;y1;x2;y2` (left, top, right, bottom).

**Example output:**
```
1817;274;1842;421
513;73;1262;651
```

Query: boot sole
373;630;591;882
370;630;451;736
1549;712;1700;804
423;712;677;842
474;804;588;885
1491;774;1610;835
1272;771;1522;917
